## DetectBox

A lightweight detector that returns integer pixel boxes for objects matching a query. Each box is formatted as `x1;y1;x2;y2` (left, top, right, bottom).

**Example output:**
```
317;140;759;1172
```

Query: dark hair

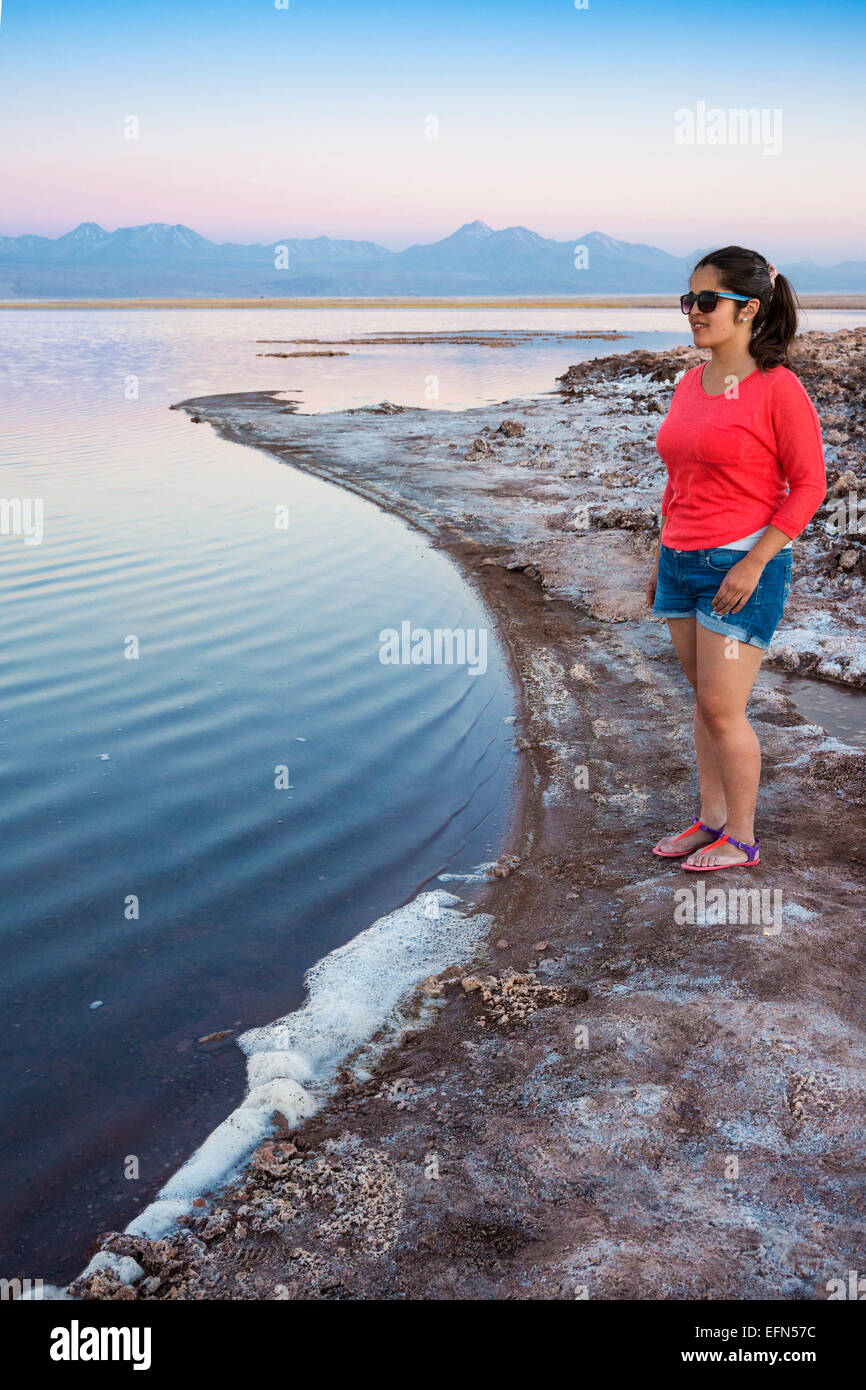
693;245;798;370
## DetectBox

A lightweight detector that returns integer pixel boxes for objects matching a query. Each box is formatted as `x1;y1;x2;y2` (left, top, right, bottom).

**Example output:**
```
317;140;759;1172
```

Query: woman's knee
696;693;743;729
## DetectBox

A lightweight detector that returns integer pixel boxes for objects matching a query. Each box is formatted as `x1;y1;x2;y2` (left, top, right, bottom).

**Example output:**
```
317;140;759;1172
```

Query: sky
0;0;864;261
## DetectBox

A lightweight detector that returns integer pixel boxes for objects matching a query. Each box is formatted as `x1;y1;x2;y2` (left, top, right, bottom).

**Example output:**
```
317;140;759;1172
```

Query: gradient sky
1;0;864;260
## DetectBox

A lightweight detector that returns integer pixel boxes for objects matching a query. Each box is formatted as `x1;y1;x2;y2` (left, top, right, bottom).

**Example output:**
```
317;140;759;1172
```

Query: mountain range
1;220;863;297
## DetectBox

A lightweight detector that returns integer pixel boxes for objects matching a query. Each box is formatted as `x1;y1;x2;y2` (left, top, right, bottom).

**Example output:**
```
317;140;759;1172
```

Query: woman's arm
711;524;790;615
738;523;792;568
713;372;826;617
765;371;827;540
646;509;668;606
649;399;678;605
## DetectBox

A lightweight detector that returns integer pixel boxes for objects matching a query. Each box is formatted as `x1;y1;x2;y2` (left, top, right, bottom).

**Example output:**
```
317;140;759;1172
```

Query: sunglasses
680;290;751;315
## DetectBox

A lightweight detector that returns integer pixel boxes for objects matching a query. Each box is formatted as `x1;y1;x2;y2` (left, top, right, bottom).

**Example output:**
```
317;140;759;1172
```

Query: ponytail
693;245;799;370
750;270;798;370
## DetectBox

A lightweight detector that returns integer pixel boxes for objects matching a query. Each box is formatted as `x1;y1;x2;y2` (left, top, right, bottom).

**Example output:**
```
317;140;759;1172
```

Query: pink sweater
656;363;826;550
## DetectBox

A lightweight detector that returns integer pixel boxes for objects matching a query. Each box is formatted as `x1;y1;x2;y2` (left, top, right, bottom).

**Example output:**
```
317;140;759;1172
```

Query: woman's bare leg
682;626;766;867
653;617;727;853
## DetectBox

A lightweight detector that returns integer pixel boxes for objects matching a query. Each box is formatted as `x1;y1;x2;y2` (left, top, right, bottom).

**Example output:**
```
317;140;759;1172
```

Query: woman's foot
652;817;725;857
682;832;759;869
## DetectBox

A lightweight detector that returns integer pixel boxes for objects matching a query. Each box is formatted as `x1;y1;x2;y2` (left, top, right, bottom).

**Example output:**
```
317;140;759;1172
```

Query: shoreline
3;294;866;311
65;332;866;1300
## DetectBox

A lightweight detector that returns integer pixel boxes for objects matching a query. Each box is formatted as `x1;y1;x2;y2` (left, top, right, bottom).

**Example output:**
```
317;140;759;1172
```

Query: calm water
760;670;866;746
1;306;861;1284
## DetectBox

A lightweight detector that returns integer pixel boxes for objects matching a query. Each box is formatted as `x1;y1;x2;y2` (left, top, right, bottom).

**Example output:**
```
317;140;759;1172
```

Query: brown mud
255;331;627;347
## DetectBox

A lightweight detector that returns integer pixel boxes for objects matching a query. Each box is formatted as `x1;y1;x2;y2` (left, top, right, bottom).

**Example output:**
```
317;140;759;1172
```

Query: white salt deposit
80;1251;144;1285
125;888;490;1240
437;860;497;883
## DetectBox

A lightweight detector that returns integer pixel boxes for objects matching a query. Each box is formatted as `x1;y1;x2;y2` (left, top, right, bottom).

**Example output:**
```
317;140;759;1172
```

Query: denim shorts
652;544;793;650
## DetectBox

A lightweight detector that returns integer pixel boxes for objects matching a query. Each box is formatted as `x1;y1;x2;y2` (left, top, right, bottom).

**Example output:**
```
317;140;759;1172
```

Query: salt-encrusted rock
418;974;445;997
466;436;492;460
830;469;860;496
251;1141;298;1177
492;854;520;877
775;645;802;670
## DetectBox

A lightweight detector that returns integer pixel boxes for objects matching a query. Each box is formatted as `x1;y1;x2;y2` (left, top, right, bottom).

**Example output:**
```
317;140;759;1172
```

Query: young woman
648;245;826;870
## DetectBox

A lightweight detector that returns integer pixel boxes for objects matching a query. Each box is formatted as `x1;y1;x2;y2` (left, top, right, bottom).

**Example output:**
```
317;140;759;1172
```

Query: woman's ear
739;296;761;323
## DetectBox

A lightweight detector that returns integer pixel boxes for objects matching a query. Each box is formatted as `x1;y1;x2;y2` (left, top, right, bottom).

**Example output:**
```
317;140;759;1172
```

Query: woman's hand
646;565;658;608
712;556;763;615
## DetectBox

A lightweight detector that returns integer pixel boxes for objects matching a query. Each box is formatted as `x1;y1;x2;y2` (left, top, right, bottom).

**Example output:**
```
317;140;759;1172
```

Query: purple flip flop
652;818;725;858
681;833;761;871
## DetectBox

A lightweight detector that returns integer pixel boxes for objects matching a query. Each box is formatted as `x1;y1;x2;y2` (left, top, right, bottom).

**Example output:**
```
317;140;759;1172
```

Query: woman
648;245;826;870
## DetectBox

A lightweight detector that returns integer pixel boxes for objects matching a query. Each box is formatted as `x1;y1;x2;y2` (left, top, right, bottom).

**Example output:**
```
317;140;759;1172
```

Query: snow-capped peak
455;220;494;238
61;222;109;242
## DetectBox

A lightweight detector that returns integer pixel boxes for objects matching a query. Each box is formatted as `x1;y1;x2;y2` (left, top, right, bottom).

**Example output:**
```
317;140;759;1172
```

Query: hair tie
767;263;778;292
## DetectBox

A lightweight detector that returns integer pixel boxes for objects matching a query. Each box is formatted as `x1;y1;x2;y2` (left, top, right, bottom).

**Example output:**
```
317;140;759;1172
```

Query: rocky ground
72;329;865;1300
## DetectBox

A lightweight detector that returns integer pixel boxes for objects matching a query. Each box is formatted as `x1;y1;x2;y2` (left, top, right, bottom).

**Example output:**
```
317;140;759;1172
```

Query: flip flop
652;819;725;858
681;833;761;871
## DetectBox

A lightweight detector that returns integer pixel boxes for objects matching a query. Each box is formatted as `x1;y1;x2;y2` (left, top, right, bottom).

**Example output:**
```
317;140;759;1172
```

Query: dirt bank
73;331;865;1301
